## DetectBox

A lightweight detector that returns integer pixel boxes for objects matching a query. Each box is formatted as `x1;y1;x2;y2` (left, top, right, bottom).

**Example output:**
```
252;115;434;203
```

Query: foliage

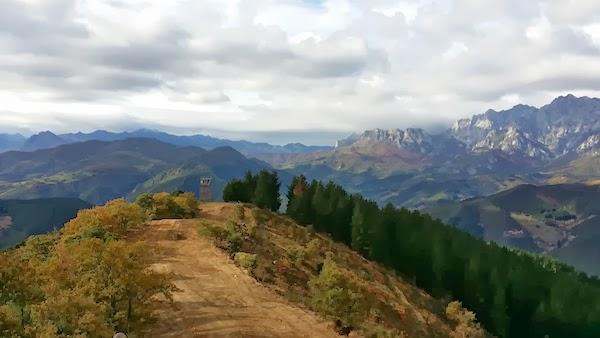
233;252;258;274
446;301;486;338
135;191;198;219
222;170;281;211
201;220;244;255
63;199;147;239
308;255;368;332
285;175;600;338
0;199;177;337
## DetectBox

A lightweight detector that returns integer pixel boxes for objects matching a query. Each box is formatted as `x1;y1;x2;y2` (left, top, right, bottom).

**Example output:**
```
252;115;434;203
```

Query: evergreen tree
252;170;281;212
223;179;249;203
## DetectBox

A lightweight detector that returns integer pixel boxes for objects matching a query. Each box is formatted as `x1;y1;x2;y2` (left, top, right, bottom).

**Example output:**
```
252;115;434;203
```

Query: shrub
63;199;147;239
308;256;368;333
202;220;243;255
233;204;246;222
135;192;198;219
285;244;306;264
367;326;406;338
234;252;257;274
305;238;322;258
445;301;485;338
252;207;270;225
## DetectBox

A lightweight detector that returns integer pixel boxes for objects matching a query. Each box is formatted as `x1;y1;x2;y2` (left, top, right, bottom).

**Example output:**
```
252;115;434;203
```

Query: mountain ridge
0;129;331;156
0;138;271;204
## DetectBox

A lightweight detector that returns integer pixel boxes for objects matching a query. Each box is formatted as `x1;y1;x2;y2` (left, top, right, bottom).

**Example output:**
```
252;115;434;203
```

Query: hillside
138;202;473;337
0;198;92;249
0;139;269;204
0;197;484;338
427;183;600;276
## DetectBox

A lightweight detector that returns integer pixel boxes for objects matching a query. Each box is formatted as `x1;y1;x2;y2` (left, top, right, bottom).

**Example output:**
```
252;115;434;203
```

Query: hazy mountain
0;197;91;248
13;129;331;157
0;138;270;204
0;133;26;153
21;131;68;151
426;183;600;276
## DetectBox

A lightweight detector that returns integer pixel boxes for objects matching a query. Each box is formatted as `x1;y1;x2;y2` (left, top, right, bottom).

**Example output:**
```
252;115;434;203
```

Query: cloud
1;0;600;145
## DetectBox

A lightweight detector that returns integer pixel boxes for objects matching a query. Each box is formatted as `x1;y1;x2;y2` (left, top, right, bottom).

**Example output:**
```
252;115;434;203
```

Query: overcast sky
2;0;600;144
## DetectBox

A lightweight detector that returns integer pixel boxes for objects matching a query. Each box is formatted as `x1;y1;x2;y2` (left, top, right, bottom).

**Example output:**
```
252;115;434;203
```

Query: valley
427;183;600;276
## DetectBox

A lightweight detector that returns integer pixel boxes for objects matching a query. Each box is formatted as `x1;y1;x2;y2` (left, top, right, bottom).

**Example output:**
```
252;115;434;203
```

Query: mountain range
279;94;600;208
0;129;331;157
0;138;270;204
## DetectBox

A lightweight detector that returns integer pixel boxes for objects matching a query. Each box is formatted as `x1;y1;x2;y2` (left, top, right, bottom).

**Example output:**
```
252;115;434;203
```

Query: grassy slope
0;198;92;248
161;203;468;337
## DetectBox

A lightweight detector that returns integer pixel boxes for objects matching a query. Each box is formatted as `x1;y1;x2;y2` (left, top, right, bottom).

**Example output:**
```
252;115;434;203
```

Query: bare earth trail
137;203;337;338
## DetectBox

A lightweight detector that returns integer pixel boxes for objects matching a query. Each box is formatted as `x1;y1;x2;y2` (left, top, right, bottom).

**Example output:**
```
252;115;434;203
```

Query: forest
226;173;600;338
0;193;198;337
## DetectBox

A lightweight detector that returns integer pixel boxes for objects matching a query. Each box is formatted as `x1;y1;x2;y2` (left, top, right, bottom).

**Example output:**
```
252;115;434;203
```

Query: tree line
222;170;281;212
224;173;600;338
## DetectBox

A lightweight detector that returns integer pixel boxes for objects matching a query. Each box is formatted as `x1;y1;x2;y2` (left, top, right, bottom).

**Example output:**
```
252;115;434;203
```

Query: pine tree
253;170;281;212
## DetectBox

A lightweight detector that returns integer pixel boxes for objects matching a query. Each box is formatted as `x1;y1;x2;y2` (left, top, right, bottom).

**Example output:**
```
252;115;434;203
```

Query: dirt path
139;205;337;338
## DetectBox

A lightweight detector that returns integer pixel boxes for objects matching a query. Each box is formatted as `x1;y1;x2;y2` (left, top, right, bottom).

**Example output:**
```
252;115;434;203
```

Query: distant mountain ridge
0;129;331;156
450;94;600;159
276;94;600;209
333;94;600;168
0;138;271;204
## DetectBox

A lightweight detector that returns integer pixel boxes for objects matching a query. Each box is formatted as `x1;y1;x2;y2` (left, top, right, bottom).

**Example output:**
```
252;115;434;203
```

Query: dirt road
139;204;337;338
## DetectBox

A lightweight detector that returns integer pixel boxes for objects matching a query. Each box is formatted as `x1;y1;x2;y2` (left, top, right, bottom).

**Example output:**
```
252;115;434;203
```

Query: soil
137;203;337;338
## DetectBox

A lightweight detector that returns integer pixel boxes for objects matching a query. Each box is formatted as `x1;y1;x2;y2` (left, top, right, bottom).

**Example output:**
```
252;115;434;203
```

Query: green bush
135;192;198;219
202;220;243;255
234;252;257;274
308;256;368;333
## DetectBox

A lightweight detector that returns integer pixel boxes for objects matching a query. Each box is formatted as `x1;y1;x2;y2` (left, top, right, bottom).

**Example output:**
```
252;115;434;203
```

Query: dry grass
131;205;337;338
197;203;457;338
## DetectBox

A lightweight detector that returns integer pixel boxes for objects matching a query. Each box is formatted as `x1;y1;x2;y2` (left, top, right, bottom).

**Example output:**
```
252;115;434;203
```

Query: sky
2;0;600;145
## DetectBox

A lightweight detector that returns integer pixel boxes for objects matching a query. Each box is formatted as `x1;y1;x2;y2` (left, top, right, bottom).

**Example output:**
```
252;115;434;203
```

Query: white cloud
1;0;600;144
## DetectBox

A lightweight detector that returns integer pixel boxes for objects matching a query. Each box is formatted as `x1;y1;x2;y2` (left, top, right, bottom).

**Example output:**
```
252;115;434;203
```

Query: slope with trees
0;200;177;337
281;175;600;338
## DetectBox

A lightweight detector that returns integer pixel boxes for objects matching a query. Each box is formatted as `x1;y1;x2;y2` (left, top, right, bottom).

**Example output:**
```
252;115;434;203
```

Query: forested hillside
0;199;181;337
427;183;600;276
222;174;600;338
